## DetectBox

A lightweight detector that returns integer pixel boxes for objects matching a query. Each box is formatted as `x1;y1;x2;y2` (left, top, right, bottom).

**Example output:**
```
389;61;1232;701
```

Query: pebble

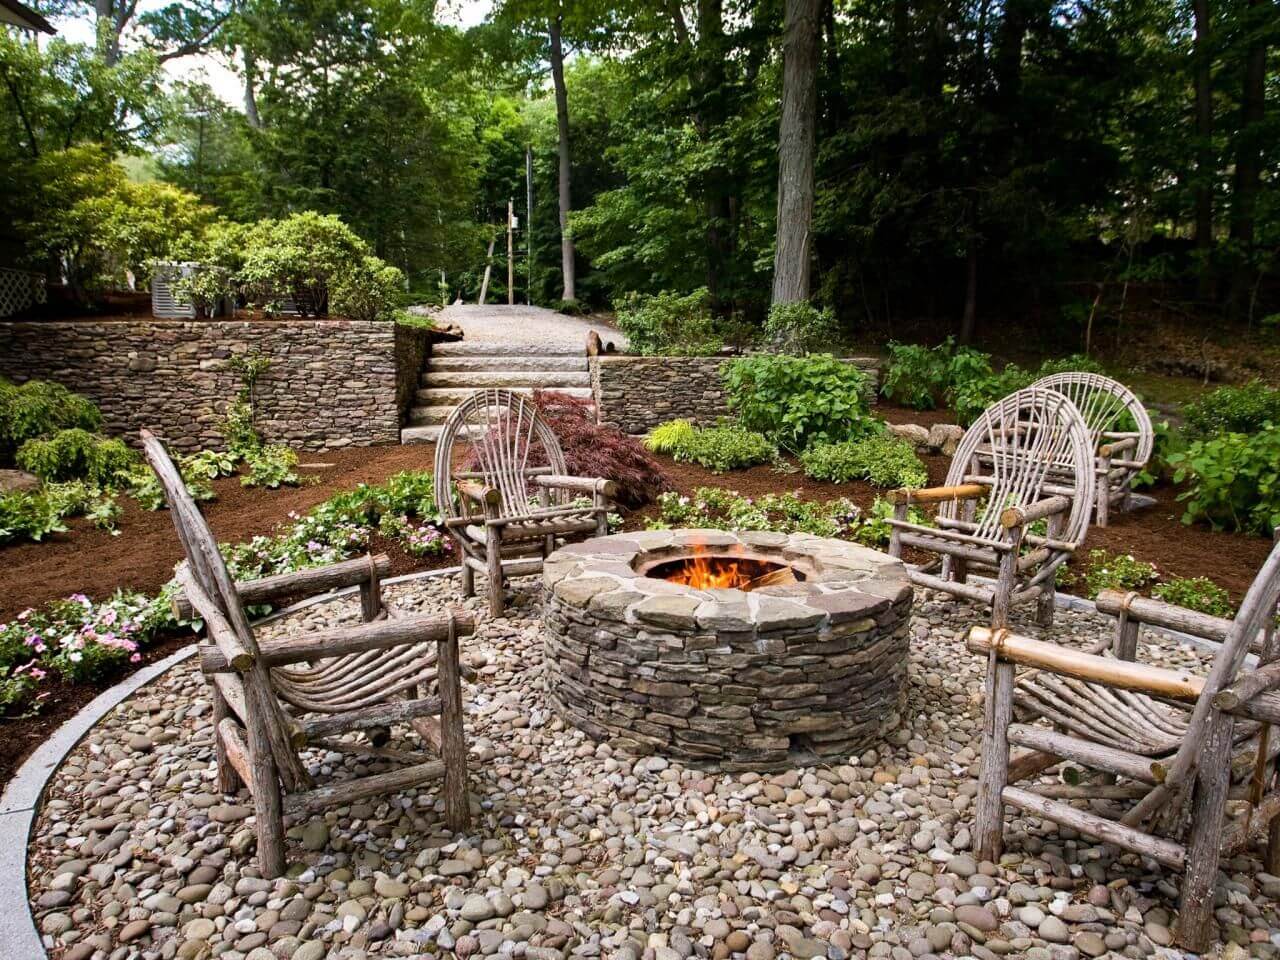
21;576;1280;958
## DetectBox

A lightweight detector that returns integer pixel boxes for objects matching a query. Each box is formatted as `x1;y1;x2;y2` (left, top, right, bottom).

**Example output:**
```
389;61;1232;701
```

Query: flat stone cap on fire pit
541;529;914;771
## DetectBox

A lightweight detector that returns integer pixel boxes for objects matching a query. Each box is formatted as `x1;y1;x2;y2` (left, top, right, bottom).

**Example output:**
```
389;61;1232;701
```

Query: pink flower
130;654;141;663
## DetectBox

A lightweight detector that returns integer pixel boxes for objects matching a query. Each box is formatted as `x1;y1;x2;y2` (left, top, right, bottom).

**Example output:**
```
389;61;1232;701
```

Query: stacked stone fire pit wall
542;529;913;771
590;355;882;435
0;318;414;451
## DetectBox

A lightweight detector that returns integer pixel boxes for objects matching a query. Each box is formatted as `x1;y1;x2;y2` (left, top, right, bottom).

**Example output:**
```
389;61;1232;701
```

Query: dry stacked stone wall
591;354;881;435
542;529;914;771
0;318;405;451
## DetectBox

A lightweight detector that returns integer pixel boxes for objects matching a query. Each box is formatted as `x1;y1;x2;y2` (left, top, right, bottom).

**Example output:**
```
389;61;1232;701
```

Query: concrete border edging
0;563;466;960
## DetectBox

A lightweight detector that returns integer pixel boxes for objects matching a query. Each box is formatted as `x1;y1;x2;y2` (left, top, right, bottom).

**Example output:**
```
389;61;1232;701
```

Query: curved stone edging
0;563;466;960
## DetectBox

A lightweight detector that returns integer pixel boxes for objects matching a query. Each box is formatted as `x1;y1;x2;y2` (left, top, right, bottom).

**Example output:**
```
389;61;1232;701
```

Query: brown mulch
0;404;1273;787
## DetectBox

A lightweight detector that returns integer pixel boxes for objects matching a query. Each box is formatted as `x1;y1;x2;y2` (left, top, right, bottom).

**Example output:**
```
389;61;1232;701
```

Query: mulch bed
0;405;1272;788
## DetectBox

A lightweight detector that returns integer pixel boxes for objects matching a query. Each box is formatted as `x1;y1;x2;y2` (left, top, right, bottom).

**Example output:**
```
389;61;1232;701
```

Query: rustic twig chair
141;430;473;877
968;536;1280;949
433;389;617;617
1032;371;1154;526
887;387;1096;628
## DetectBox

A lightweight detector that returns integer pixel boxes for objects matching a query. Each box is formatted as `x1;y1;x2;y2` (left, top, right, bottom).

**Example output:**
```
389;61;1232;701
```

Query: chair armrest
1094;590;1232;644
888;483;985;505
200;609;477;672
967;626;1204;701
1000;495;1070;529
531;474;619;499
457;479;500;507
1214;661;1280;710
1099;436;1138;458
173;554;391;621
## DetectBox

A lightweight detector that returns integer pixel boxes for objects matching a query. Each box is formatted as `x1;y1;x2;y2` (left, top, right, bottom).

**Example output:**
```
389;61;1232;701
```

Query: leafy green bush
331;255;405;322
644;419;697;455
0;379;102;460
169;264;232;318
880;342;952;408
764;301;840;355
723;354;875;450
181;449;239;481
0;489;70;544
1066;548;1158;598
1182;381;1280;438
242;444;301;488
948;362;1036;426
240;212;371;316
1152;577;1234;618
799;435;928;488
616;288;723;356
1036;354;1106;377
1169;429;1280;535
552;298;584;316
1131;420;1185;489
667;423;778;472
122;465;214;511
15;429;136;485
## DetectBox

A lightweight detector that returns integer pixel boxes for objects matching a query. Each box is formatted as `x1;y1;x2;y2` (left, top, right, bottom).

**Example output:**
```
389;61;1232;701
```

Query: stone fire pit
541;529;913;770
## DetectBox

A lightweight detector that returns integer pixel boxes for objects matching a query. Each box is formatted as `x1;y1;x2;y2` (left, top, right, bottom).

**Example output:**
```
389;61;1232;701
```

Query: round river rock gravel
25;574;1280;959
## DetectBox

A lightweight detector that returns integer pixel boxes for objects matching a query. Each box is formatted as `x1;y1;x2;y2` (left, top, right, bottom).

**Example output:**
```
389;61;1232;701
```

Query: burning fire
662;546;796;591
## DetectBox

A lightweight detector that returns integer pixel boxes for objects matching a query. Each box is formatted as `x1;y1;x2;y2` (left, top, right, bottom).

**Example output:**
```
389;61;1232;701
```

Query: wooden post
974;653;1014;862
888;501;907;558
478;235;496;305
507;200;515;306
439;617;470;831
992;526;1023;629
1036;513;1062;627
211;686;242;794
1177;711;1234;950
1095;456;1111;527
486;528;504;616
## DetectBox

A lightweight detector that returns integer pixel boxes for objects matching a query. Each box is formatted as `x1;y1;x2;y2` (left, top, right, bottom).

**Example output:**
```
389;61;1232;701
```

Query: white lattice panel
0;268;46;317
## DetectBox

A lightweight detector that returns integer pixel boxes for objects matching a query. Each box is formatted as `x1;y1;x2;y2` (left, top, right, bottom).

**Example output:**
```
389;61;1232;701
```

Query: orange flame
663;544;790;591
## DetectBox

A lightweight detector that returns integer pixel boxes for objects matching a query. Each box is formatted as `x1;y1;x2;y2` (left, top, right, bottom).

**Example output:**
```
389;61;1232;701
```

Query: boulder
887;423;930;449
928;423;965;456
0;469;41;494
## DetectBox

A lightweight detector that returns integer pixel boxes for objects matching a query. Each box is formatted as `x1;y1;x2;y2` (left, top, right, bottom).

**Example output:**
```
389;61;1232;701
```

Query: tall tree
772;0;820;304
1192;0;1214;298
1227;0;1272;316
549;9;575;300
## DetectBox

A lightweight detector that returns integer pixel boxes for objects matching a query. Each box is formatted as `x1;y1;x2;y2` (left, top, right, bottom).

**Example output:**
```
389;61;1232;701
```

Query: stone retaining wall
591;355;881;435
395;324;431;420
0;319;404;452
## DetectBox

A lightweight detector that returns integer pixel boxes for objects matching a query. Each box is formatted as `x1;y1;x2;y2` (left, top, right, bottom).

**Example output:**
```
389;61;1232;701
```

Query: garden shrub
530;391;670;507
948;361;1035;426
181;449;239;481
1152;576;1234;618
242;444;302;488
1036;354;1106;377
122;464;214;511
331;255;405;322
0;378;102;460
1169;429;1280;535
723;354;876;450
880;342;952;409
15;429;136;485
644;419;697;455
169;263;233;319
0;489;70;544
1131;420;1185;489
1067;548;1158;598
1182;380;1280;438
667;423;778;473
799;435;928;488
240;212;371;316
616;288;723;356
552;298;584;316
764;301;840;355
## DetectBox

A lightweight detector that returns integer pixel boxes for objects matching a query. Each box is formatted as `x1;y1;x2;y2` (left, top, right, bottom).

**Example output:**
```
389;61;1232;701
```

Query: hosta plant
242;444;301;488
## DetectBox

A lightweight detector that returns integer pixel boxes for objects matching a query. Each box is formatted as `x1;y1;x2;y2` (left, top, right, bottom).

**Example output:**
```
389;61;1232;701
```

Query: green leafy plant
1036;354;1106;377
223;349;271;457
764;301;840;355
552;298;584;316
1182;381;1280;438
0;378;102;459
799;435;928;488
1131;420;1185;490
1067;548;1158;598
331;255;405;322
616;288;724;356
241;444;301;488
122;465;214;511
880;342;953;409
15;429;136;485
239;212;371;316
664;423;778;472
168;263;232;318
644;419;697;455
181;449;239;480
948;362;1035;426
0;489;70;544
723;354;876;451
1169;428;1280;535
1152;577;1234;618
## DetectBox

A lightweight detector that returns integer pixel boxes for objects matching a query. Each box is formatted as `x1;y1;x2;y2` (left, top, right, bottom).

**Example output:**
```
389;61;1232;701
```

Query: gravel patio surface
25;576;1280;960
435;305;628;351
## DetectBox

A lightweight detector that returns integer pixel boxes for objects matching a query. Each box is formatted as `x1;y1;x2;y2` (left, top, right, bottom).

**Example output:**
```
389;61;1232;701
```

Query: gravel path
435;305;628;351
26;577;1280;960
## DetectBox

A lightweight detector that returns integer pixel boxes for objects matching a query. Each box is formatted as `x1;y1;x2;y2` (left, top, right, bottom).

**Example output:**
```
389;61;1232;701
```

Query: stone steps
421;370;591;389
430;341;584;357
424;355;588;374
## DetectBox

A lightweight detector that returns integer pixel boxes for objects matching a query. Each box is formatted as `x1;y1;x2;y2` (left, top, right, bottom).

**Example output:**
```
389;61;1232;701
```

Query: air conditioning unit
151;261;231;319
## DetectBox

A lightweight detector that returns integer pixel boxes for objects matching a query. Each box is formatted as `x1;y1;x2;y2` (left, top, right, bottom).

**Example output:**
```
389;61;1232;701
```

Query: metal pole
526;145;534;305
507;199;514;306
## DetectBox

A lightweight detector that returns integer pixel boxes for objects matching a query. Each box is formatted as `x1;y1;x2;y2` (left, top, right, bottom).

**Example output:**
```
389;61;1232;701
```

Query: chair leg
1036;516;1063;628
887;502;907;559
1096;460;1110;527
991;540;1020;629
1176;713;1234;951
245;698;286;879
212;688;242;794
460;552;475;597
974;655;1014;863
486;530;504;617
438;626;470;832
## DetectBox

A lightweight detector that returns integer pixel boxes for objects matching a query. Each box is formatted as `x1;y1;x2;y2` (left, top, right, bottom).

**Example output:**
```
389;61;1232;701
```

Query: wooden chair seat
1015;671;1191;756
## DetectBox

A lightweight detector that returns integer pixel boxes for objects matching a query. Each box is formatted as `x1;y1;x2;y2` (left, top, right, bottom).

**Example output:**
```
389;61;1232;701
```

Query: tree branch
156;10;234;63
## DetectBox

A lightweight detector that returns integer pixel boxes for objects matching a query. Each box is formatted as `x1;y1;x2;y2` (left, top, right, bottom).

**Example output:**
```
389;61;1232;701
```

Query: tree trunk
961;232;979;343
95;0;121;66
695;0;732;309
549;15;576;302
243;53;263;130
1228;0;1268;317
1192;0;1214;300
772;0;821;305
